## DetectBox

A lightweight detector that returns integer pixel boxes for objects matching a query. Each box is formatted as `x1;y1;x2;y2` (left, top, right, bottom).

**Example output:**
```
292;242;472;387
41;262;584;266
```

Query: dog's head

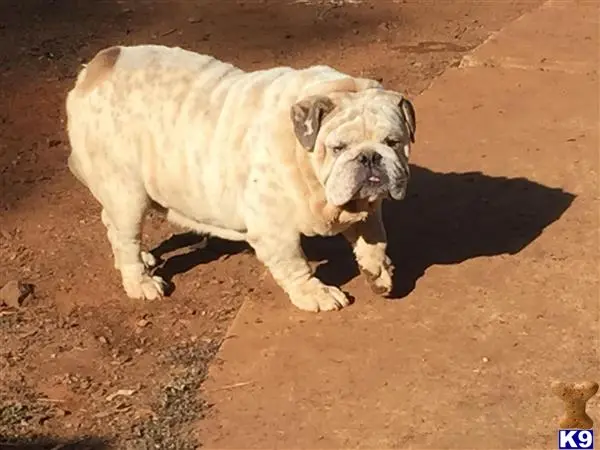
291;80;416;207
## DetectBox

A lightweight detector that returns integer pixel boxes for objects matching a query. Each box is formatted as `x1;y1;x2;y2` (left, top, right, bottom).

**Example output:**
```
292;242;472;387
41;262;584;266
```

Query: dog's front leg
343;204;394;296
250;233;350;312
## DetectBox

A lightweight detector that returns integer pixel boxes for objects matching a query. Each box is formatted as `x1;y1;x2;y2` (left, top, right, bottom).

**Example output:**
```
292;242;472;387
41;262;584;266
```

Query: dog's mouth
360;171;410;202
353;170;390;201
362;167;387;184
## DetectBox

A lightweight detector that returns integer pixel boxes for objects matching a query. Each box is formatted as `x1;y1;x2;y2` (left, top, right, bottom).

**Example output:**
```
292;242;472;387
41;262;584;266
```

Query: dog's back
65;45;249;216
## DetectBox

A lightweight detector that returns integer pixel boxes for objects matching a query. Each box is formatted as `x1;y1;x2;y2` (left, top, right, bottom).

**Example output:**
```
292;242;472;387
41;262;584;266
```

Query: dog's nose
358;151;382;166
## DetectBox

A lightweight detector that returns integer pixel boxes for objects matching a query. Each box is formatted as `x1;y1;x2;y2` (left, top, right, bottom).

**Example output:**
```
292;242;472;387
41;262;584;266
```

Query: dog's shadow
150;232;249;294
151;165;575;299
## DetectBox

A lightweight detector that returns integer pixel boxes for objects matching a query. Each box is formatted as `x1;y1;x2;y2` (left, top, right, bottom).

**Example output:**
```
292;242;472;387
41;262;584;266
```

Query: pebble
0;280;34;307
136;318;150;328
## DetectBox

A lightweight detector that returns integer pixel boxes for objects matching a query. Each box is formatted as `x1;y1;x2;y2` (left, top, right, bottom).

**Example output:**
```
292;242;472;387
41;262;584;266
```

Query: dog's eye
332;143;347;153
384;137;402;147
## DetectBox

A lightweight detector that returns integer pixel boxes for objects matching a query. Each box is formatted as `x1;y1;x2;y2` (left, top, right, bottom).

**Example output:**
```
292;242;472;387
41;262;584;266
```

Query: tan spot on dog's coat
77;46;121;94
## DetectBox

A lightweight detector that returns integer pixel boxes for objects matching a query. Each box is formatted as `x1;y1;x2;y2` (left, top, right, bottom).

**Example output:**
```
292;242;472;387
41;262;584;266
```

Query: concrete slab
200;1;599;448
461;0;599;74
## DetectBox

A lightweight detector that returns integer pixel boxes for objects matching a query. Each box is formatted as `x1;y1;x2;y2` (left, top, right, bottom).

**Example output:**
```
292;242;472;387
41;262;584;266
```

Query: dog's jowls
66;44;416;312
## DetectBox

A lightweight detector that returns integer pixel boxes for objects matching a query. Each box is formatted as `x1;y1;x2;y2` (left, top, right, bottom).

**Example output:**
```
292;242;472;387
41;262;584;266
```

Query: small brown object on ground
552;381;599;429
0;280;34;307
106;389;136;402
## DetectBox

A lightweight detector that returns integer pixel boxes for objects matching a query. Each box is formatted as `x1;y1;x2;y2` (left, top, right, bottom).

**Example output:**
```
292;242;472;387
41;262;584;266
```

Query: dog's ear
291;96;335;151
399;97;416;143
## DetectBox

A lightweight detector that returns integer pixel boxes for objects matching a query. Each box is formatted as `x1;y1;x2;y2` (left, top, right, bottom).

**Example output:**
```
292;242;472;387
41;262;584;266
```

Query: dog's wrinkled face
291;88;416;206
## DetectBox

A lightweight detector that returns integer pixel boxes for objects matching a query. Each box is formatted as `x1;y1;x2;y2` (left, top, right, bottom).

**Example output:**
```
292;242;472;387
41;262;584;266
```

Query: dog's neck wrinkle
290;142;354;232
293;141;324;199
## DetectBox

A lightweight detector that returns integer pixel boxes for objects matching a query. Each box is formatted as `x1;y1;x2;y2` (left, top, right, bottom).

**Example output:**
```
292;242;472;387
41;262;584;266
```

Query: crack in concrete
459;55;597;75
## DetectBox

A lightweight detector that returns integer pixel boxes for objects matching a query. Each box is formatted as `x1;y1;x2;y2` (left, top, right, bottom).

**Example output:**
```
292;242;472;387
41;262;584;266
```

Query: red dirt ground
0;1;544;448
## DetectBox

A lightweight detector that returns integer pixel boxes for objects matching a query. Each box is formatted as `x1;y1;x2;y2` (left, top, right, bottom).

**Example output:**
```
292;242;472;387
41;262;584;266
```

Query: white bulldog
65;45;416;312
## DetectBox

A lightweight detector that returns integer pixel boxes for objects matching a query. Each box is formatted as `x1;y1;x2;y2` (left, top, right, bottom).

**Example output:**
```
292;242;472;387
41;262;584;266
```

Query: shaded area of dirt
0;436;109;450
0;0;544;447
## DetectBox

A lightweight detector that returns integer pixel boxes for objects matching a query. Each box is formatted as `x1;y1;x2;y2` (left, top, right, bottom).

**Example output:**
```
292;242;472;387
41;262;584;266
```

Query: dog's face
291;88;416;207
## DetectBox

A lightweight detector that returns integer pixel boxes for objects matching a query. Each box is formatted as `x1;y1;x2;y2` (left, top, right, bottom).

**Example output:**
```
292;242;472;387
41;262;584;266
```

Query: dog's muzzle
324;144;410;206
356;148;409;200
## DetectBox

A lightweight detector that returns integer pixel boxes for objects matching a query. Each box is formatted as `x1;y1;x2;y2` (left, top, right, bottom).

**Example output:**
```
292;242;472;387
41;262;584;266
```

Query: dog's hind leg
100;187;165;301
102;209;158;271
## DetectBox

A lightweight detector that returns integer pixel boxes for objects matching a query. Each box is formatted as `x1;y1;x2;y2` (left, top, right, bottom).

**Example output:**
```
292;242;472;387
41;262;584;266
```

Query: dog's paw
141;251;158;269
289;279;350;312
337;209;369;226
123;274;166;300
361;257;394;296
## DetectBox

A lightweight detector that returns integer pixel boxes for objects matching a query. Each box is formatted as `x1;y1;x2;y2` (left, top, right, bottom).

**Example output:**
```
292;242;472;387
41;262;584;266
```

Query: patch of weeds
165;338;221;368
0;402;32;428
128;419;197;450
126;339;222;450
0;400;52;431
161;369;207;426
0;311;23;330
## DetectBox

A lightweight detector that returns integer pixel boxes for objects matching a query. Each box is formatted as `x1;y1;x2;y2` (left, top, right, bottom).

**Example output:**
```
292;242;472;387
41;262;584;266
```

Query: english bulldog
65;45;416;312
